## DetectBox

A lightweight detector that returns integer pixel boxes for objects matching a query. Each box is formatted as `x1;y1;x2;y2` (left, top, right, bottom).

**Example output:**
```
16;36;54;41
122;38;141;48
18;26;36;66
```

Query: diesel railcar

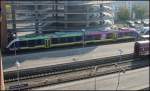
134;40;149;57
7;28;139;51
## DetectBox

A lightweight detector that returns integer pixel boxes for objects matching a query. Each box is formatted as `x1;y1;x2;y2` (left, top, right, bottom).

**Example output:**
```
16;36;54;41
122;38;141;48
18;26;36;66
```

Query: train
7;28;139;51
134;40;149;57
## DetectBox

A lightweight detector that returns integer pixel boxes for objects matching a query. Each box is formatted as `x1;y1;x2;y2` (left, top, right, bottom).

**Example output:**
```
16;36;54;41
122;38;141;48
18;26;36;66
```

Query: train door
101;33;106;40
45;39;51;48
112;32;117;39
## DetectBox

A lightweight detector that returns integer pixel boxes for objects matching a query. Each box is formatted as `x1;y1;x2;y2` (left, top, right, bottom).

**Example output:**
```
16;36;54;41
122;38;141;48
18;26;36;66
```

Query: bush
117;7;130;21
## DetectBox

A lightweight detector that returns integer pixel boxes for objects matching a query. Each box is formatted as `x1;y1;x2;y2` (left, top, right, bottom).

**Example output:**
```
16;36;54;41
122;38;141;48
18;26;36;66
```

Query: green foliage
132;5;147;19
117;7;130;21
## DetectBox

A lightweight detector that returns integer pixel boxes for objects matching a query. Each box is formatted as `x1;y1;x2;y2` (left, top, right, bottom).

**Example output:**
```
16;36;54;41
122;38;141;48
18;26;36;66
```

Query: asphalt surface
3;42;134;71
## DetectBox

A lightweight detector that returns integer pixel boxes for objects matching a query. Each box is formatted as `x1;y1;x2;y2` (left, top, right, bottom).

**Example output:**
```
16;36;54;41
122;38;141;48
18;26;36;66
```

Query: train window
60;37;68;43
27;40;36;47
9;44;14;48
85;35;94;41
124;32;131;36
93;35;100;40
15;41;20;48
52;38;59;44
19;41;27;47
9;41;20;48
74;36;82;42
35;39;45;45
118;32;124;38
106;33;113;39
57;5;64;10
67;37;74;42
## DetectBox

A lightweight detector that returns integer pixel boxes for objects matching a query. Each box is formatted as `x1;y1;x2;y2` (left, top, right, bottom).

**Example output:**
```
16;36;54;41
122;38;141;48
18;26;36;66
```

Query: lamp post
93;66;98;90
114;49;126;90
81;29;86;48
118;49;123;63
16;61;20;90
13;34;17;56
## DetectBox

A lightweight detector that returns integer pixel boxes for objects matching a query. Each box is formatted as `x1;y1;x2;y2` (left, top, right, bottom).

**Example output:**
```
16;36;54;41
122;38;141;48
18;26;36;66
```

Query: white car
142;19;149;26
138;27;149;35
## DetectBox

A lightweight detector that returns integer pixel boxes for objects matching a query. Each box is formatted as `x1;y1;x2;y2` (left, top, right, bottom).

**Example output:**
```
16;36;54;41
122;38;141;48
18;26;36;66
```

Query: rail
4;53;134;82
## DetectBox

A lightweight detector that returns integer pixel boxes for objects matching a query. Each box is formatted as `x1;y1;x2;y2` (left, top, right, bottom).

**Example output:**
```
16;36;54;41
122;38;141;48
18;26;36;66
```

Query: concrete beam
0;1;8;52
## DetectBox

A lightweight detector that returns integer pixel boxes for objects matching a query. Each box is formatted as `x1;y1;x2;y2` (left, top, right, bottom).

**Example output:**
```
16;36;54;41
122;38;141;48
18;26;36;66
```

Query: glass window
27;40;36;47
106;33;113;39
60;37;67;43
52;38;59;44
57;13;64;17
26;39;44;47
35;39;45;45
57;5;64;10
74;36;82;41
57;1;65;3
20;41;27;47
67;37;74;42
118;32;124;38
86;35;94;41
93;35;100;40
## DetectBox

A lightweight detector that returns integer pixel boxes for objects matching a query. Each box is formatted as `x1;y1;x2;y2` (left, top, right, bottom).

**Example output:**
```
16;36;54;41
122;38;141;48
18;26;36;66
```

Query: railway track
5;57;149;90
4;53;134;82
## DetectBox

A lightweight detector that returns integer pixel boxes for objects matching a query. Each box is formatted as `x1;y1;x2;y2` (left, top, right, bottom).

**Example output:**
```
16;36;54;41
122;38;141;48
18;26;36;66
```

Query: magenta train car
86;31;115;40
117;28;138;38
86;28;138;40
134;40;149;57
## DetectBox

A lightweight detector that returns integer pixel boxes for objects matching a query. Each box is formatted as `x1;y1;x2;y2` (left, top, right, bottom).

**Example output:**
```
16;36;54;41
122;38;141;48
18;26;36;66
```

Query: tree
117;7;130;21
132;5;147;20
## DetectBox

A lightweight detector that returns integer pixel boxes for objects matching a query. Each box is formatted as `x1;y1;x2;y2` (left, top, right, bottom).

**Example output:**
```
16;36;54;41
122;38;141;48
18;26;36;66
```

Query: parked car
127;20;135;28
142;19;149;26
139;27;149;35
134;20;141;24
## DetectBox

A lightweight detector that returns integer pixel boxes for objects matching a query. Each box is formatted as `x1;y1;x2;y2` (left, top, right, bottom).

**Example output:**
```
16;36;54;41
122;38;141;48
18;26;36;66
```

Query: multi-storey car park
6;1;113;33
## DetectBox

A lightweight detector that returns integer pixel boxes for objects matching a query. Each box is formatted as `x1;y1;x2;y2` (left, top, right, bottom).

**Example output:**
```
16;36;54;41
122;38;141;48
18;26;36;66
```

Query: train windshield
9;41;20;48
8;39;45;49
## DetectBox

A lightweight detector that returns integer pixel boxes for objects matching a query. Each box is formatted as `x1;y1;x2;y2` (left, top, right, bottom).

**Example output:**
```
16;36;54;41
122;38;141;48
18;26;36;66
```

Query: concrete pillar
64;1;68;29
11;1;16;34
0;1;8;52
86;5;89;27
0;51;5;90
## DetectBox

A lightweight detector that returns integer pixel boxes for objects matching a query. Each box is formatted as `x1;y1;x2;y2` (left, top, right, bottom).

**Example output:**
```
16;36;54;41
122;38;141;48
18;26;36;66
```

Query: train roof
17;29;136;41
18;32;82;41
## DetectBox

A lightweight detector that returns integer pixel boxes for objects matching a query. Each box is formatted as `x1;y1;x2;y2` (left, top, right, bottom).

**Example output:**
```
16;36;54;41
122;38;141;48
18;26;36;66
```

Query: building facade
6;1;113;33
